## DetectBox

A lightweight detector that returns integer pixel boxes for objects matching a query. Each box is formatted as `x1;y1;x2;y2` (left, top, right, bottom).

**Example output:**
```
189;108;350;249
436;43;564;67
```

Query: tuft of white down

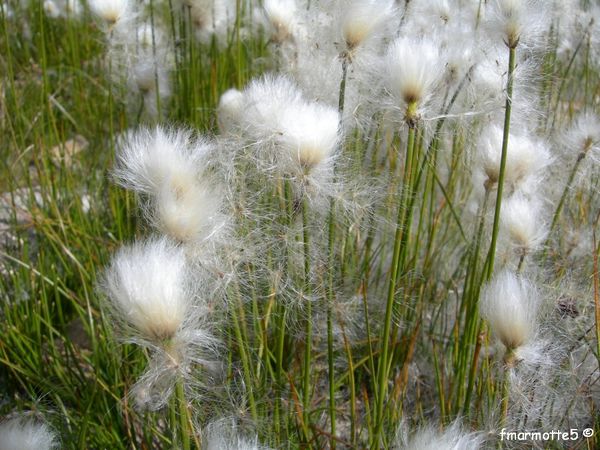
0;417;58;450
102;237;191;342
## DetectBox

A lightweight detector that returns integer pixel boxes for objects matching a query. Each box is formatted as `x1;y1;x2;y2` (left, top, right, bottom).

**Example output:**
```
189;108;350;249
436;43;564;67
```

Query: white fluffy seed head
0;417;58;450
478;125;551;191
89;0;130;25
188;0;236;45
134;22;167;51
263;0;296;43
405;0;452;30
131;60;158;93
1;1;14;18
341;0;396;54
114;127;199;195
114;127;224;244
384;36;440;121
203;420;269;450
441;39;476;88
102;237;191;342
481;270;539;352
65;0;82;17
563;112;600;161
155;177;223;243
217;88;245;133
129;62;172;115
43;0;60;18
393;420;484;450
240;74;304;144
469;54;507;109
493;0;525;47
487;0;548;48
277;100;340;173
238;74;340;174
501;193;548;253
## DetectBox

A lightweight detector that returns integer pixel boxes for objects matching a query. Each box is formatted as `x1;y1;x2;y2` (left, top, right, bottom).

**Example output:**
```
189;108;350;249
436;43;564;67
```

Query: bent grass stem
486;45;517;280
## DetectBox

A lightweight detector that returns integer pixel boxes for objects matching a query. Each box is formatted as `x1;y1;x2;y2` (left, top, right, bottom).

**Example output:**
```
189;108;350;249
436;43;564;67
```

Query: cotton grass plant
1;0;599;449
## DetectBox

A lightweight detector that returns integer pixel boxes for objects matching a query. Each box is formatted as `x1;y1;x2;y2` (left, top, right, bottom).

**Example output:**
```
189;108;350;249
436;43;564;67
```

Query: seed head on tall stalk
499;193;548;271
548;113;600;237
483;0;550;278
325;3;397;444
480;270;541;431
101;238;222;447
371;35;440;448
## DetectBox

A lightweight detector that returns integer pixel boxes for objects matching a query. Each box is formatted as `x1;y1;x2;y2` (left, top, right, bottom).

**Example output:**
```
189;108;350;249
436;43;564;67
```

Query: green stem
338;56;349;119
323;52;350;450
516;252;526;273
301;195;312;436
149;0;161;121
327;209;337;449
593;230;600;375
230;291;258;422
486;45;516;280
276;302;287;378
549;153;585;235
499;352;514;448
340;320;357;447
461;189;491;415
235;0;242;87
275;180;294;438
396;127;421;280
176;380;191;450
372;125;416;449
136;94;145;125
549;23;591;131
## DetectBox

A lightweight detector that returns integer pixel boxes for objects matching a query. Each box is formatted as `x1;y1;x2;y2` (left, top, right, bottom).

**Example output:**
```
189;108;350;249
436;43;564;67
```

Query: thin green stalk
499;351;515;448
185;5;200;124
549;152;585;234
338;56;349;118
327;217;337;450
476;0;483;29
175;379;191;450
275;309;287;379
549;22;592;131
396;127;422;279
149;0;162;121
461;189;491;416
235;0;243;87
167;0;180;89
516;252;526;273
276;180;294;402
583;33;590;114
485;45;516;280
301;195;313;436
275;303;287;442
593;231;600;372
340;319;356;447
323;51;349;449
136;94;145;125
372;125;416;449
361;225;377;388
431;341;447;420
230;291;258;422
